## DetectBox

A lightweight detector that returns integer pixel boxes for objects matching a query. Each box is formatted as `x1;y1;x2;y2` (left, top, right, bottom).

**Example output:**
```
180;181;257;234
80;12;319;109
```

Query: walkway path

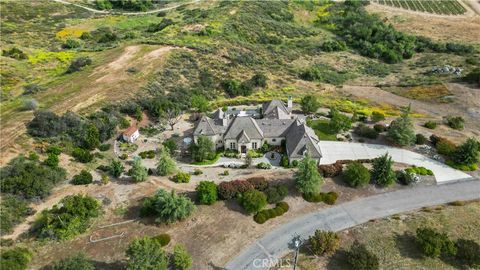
52;0;199;15
225;179;480;270
319;141;472;183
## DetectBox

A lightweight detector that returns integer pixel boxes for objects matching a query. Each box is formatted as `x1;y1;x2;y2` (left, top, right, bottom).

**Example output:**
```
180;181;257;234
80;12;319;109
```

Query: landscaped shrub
152;233;171;247
436;138;457;156
71;170;93;185
173;244;192;270
256;162;271;169
196;181;217;205
318;161;343;177
309;230;340;255
139;189;195;224
452;138;480;166
280;155;290;167
109;159;124;178
72;148;94;163
223;149;239;158
138;150;155;159
126;237;168;270
354;124;379;139
172;172;191;183
455;239;480;268
303;191;338;205
424;121;437;129
446;160;478;171
416;227;456;258
342;162;370;188
346;241;379;270
373;124;387;133
0;247;32;270
50;253;94;270
416;134;428;145
253;202;289;224
246;177;268;191
98;144;111;151
371;153;396;187
446;116;465;130
370;111;386;122
238;190;267;214
217;180;254;200
395;170;417;185
265;184;288;204
405;166;433;176
193;168;203;175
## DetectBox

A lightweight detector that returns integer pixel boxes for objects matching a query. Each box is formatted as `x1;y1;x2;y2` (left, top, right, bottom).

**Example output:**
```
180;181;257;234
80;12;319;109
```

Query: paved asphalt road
225;179;480;270
319;141;472;183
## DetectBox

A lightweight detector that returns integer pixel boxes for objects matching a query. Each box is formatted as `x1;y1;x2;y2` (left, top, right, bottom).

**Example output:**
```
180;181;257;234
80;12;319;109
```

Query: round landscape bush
152;234;171;247
342;162;370;188
254;212;267;224
276;201;289;212
416;134;428;145
71;170;93;185
323;192;338;205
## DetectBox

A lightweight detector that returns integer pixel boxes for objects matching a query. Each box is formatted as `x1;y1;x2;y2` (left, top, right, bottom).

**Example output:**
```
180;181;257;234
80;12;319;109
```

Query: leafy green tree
173;244;192;270
343;162;370;187
126;237;168;270
43;152;60;167
196;181;218;205
346;241;379;270
309;230;340;255
0;247;32;270
329;108;352;133
371;153;396;187
300;95;320;114
191;135;215;162
191;95;210;113
82;123;100;150
0;195;33;236
416;227;457;258
295;155;323;194
238;190;267;214
35;195;100;240
156;149;176;176
109;159;124;178
0;156;66;200
452;138;479;165
387;105;416;146
141;189;195;224
51;253;94;270
128;157;148;182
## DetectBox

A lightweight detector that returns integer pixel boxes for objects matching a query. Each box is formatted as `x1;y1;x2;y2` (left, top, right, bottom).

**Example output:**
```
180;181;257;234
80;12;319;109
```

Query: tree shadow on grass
394;232;422;260
326;249;351;270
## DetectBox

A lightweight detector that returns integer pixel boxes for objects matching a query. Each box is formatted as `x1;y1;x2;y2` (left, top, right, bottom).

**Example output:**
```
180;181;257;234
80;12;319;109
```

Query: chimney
287;96;293;109
222;118;228;126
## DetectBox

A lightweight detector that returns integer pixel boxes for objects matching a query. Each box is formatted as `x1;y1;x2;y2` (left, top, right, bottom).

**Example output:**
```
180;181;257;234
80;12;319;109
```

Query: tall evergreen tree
387;104;416;146
295;154;323;194
128;157;148;182
371;153;396;187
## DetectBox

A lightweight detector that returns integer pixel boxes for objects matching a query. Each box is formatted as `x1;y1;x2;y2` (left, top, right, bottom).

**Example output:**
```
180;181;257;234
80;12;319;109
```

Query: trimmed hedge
303;191;338;205
217;180;254;200
246;177;268;191
254;202;289;224
265;184;288;204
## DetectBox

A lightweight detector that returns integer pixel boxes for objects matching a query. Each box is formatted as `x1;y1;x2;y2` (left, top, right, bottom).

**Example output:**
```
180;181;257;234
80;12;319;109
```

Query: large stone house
193;98;322;163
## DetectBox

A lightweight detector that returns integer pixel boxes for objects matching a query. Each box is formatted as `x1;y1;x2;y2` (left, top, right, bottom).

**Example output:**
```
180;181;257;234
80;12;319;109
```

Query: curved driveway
319;141;472;183
225;179;480;270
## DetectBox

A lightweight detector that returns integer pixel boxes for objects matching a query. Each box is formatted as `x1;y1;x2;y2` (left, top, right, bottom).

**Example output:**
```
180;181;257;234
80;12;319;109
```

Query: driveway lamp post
293;237;301;270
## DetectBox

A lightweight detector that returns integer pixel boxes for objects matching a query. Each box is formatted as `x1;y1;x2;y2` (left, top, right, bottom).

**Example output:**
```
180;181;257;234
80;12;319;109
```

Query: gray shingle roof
255;119;295;137
224;117;263;140
262;100;290;119
212;109;224;120
285;121;322;159
193;116;227;136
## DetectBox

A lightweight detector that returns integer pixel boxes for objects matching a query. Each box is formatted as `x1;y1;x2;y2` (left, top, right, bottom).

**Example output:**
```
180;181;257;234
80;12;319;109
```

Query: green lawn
307;119;337;141
191;153;221;165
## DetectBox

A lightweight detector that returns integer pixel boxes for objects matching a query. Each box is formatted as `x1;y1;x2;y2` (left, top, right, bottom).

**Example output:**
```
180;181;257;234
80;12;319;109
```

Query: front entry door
241;145;247;154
